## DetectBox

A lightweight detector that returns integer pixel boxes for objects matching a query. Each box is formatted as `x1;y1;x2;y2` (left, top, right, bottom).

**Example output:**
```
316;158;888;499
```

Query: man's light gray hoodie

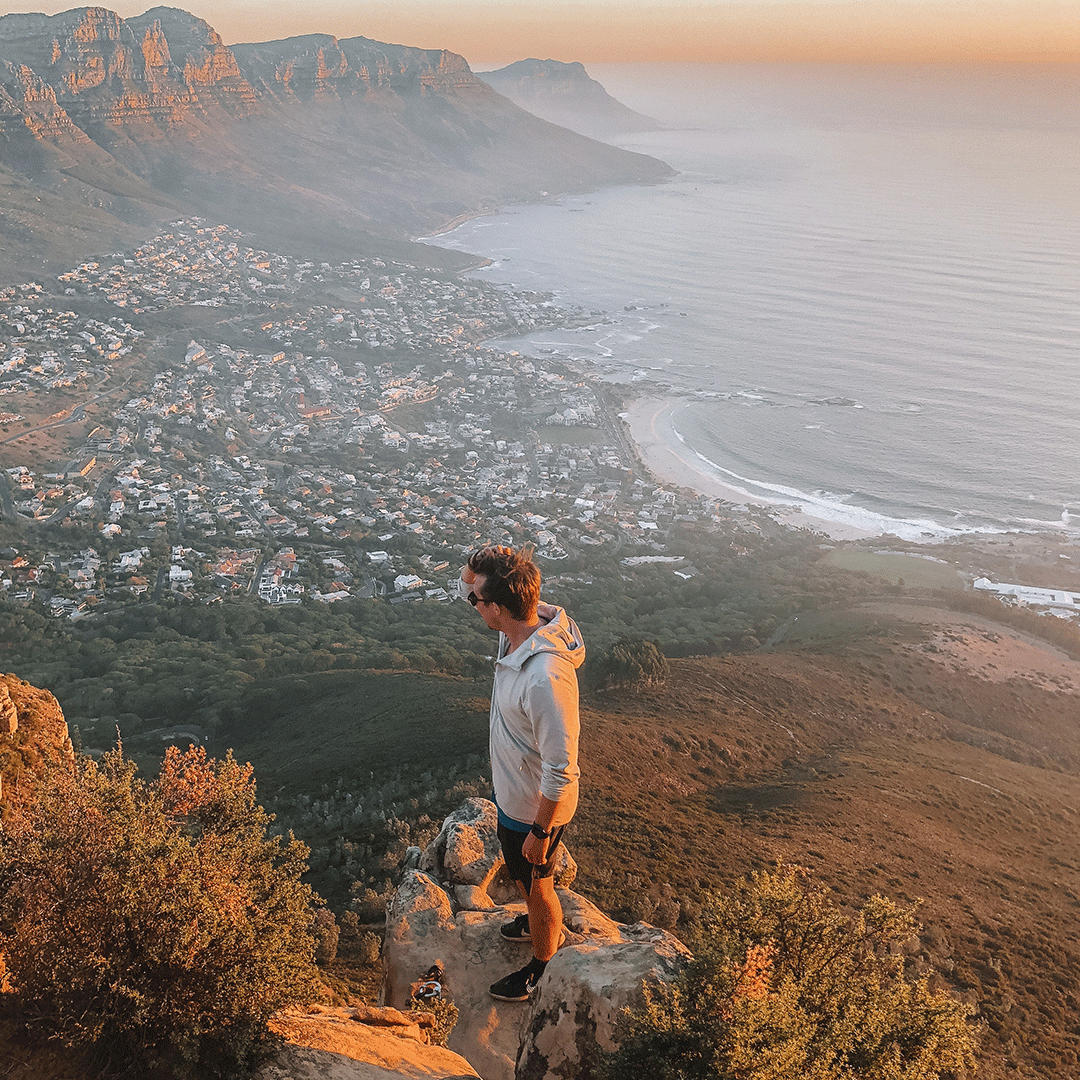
490;605;585;828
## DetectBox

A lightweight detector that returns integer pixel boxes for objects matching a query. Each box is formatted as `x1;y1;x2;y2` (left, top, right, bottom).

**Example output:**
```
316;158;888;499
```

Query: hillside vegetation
0;522;855;770
0;745;318;1079
2;555;1079;1077
601;866;977;1080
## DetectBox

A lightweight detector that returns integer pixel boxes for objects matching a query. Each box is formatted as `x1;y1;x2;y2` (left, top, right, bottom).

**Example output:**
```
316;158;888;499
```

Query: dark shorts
498;821;566;891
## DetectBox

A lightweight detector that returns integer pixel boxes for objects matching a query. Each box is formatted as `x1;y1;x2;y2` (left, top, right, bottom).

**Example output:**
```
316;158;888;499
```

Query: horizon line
1;2;1078;66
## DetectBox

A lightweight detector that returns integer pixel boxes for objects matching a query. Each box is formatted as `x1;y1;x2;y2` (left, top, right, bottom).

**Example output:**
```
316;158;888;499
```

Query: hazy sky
1;0;1077;64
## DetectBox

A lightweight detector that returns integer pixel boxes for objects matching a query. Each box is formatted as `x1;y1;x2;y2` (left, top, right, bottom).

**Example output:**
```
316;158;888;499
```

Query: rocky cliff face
232;34;353;100
0;8;479;114
0;673;73;813
232;33;478;102
0;6;672;274
0;59;92;143
131;6;249;90
0;6;256;130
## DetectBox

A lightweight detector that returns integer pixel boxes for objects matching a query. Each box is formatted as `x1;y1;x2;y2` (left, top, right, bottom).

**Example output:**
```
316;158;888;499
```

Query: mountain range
0;6;672;280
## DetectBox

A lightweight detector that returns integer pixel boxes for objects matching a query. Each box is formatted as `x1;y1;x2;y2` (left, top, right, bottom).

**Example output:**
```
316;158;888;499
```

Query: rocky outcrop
515;937;687;1080
0;674;71;751
416;797;577;911
257;1004;480;1080
0;681;17;736
381;799;690;1080
0;673;73;809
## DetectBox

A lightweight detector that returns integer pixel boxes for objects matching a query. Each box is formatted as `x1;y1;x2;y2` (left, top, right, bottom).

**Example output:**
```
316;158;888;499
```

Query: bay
426;63;1080;541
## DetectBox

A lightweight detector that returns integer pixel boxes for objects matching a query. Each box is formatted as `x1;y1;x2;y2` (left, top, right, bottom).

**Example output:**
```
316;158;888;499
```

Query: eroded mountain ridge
0;6;672;278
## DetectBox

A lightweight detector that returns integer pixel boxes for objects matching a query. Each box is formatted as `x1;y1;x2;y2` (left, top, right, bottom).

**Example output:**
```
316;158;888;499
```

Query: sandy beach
621;395;876;542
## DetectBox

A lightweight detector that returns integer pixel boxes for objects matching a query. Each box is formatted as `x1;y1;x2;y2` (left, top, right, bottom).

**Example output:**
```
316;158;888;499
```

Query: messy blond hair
466;544;541;621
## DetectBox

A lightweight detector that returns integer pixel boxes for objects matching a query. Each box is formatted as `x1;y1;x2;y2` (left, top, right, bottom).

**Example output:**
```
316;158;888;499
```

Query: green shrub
592;637;669;690
356;930;383;966
602;866;977;1080
408;994;458;1048
311;908;340;965
0;746;319;1079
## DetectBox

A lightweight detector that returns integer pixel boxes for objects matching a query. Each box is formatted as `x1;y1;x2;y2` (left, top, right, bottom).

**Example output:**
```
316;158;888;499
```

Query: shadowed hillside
570;606;1079;1080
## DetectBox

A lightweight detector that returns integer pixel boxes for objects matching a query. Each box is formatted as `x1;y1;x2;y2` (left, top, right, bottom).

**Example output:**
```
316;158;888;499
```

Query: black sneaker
489;963;539;1002
500;912;531;941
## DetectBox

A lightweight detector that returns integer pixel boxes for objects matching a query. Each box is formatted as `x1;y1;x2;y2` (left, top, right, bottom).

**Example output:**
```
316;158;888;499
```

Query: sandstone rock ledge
259;1004;480;1080
381;799;691;1080
0;673;73;809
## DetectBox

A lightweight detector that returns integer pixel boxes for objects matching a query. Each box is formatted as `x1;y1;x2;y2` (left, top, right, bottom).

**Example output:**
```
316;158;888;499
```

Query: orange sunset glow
0;0;1076;63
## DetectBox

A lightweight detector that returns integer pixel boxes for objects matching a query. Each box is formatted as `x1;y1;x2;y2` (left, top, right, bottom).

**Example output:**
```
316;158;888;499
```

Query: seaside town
0;220;772;617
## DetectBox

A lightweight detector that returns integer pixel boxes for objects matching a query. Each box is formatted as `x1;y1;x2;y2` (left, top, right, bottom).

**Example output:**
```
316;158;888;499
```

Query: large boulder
258;1004;480;1079
419;798;503;889
381;800;690;1080
515;932;690;1080
0;682;19;736
418;797;577;907
0;673;74;810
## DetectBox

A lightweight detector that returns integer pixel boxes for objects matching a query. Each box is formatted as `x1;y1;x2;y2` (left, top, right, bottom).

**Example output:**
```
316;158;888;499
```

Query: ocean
426;63;1080;541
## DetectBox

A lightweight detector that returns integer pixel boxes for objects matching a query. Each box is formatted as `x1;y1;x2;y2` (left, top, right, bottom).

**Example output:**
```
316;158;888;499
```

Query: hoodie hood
497;605;585;673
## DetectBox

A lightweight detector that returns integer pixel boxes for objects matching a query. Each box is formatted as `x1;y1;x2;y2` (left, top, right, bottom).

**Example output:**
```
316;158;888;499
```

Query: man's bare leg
526;875;562;962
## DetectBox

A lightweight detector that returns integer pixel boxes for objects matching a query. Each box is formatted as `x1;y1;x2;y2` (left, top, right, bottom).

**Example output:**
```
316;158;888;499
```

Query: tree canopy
591;637;670;690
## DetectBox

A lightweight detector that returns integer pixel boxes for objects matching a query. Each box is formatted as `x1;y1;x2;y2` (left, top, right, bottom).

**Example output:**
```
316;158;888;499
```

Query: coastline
620;393;1080;593
414;208;497;241
621;395;877;543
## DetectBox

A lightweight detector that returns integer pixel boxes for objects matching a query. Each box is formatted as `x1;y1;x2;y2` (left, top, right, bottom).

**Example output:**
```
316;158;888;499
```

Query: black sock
526;956;548;978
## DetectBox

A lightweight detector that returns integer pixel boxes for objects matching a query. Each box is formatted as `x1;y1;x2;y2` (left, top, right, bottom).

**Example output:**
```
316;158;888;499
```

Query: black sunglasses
467;590;488;607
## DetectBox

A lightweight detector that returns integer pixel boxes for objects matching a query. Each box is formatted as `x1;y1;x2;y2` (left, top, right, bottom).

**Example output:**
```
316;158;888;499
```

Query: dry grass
570;601;1080;1079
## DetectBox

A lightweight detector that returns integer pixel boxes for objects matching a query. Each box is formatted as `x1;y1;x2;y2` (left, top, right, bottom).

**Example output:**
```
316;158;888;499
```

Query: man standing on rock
461;544;585;1001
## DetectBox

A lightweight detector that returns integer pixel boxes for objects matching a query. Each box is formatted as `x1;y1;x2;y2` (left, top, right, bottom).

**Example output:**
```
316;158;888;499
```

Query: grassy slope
0;163;158;288
571;605;1079;1080
223;669;492;801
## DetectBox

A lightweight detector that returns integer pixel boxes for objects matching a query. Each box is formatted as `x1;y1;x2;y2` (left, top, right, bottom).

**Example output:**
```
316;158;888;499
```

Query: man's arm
522;659;580;864
522;793;565;865
525;660;580;804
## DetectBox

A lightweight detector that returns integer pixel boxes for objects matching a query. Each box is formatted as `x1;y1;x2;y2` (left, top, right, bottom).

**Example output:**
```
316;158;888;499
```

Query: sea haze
427;63;1080;541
